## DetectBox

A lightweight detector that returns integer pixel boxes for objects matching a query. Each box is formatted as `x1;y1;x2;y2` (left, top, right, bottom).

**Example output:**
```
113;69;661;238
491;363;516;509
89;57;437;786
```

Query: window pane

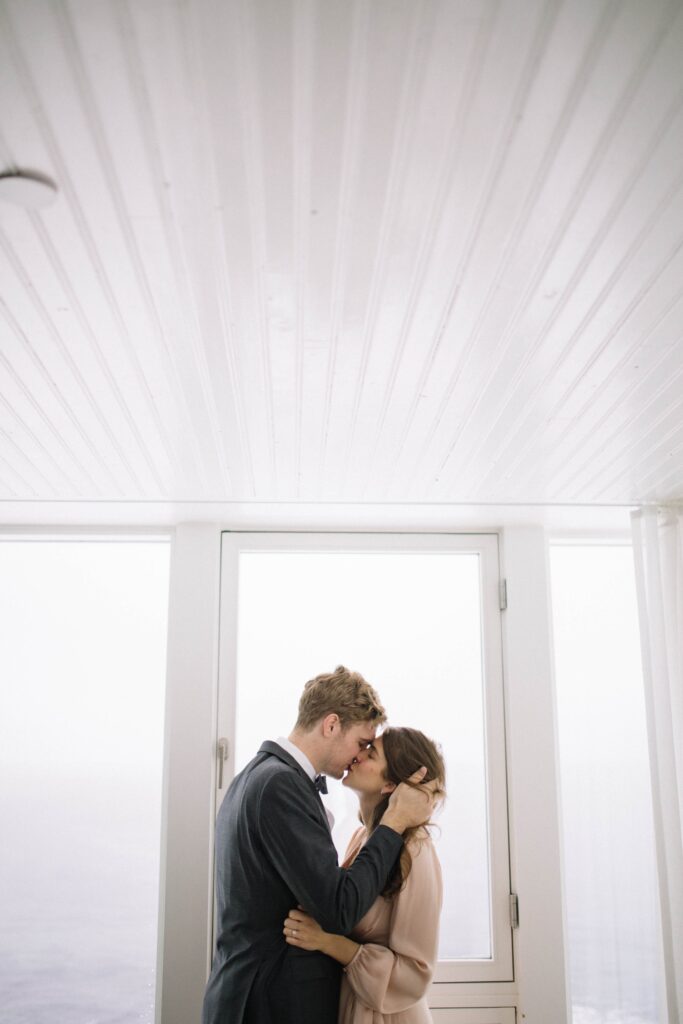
550;545;664;1024
235;550;490;960
0;541;170;1024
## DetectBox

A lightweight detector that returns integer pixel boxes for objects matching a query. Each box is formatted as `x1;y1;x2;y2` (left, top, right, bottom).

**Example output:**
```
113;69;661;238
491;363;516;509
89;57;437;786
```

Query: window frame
8;520;649;1022
2;520;585;1023
215;530;514;985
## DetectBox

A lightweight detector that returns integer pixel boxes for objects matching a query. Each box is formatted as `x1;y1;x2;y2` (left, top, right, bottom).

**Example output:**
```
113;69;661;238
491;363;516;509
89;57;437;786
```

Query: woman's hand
284;907;360;966
283;908;328;952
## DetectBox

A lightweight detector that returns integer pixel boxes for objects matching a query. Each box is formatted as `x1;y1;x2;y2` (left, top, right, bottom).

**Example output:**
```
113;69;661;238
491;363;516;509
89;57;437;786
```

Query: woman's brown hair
366;726;446;898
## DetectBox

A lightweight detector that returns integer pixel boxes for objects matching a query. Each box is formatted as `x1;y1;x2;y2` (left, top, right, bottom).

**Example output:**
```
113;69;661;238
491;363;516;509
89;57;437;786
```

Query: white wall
156;524;222;1024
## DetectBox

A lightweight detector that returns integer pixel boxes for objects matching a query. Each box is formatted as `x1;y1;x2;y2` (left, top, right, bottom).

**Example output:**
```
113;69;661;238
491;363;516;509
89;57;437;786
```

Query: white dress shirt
276;736;335;829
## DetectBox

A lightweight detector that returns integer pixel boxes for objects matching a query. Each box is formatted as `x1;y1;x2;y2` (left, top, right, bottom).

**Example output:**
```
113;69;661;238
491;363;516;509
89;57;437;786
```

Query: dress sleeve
343;837;443;1014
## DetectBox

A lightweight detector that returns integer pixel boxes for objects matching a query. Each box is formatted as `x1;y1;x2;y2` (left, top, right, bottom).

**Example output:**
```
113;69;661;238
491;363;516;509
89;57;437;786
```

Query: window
0;539;170;1024
216;532;511;984
550;543;664;1024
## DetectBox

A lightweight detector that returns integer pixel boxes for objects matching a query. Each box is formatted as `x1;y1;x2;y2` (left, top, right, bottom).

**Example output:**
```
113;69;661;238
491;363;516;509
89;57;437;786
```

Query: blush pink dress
338;827;443;1024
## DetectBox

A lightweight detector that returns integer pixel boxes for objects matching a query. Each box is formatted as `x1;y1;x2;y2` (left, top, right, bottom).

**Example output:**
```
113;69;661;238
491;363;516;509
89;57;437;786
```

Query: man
202;666;435;1024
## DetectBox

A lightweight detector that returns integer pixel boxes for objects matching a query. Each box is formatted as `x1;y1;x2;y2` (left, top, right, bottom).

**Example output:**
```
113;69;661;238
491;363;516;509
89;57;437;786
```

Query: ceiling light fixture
0;169;58;209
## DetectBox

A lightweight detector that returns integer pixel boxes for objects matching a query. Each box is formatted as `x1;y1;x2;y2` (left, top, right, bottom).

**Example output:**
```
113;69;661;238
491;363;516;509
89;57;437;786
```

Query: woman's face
342;734;396;799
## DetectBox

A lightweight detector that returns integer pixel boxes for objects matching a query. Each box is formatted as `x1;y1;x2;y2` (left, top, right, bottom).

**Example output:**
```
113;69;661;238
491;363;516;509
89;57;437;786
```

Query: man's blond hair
295;665;386;731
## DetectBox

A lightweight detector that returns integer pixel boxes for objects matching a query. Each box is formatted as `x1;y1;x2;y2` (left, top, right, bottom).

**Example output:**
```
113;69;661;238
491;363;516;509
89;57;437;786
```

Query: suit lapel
258;740;331;832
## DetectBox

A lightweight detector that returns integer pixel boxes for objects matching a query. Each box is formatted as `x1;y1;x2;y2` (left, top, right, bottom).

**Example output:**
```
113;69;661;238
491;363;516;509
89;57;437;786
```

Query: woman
284;727;445;1023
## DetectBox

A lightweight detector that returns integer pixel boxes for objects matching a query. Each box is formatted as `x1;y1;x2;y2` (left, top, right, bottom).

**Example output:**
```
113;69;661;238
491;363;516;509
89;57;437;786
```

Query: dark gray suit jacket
201;740;403;1024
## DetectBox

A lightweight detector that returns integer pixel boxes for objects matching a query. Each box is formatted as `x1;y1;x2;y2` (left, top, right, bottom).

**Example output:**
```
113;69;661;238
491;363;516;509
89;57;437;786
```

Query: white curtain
631;507;683;1024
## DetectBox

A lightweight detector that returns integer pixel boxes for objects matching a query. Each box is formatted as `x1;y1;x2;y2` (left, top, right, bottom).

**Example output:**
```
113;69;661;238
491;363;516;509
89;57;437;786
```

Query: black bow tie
314;774;328;794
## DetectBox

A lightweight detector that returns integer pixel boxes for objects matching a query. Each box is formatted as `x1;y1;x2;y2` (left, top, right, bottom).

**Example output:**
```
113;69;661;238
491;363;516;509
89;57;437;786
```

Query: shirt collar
276;736;317;781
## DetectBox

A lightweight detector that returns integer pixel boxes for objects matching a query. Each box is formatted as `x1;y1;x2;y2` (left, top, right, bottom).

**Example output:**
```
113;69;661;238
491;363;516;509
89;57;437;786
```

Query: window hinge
499;578;508;611
509;892;519;929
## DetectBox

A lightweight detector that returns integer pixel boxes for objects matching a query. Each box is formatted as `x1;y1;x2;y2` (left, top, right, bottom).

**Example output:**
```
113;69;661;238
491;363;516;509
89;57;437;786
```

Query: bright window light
0;540;170;1024
234;549;491;961
550;544;664;1024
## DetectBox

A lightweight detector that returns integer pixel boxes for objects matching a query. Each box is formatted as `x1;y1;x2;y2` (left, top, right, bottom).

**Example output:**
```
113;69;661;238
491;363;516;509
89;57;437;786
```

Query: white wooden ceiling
1;0;683;509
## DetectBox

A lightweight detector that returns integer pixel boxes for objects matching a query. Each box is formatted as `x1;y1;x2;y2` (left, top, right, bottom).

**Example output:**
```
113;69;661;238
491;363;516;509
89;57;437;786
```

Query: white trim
500;526;569;1024
0;525;173;541
214;532;239;818
431;1009;516;1024
429;982;517;1008
0;500;635;530
156;524;222;1024
545;530;632;544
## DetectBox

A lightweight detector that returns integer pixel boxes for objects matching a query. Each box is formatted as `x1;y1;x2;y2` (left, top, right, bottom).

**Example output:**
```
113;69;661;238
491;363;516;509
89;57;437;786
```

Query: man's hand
380;766;437;834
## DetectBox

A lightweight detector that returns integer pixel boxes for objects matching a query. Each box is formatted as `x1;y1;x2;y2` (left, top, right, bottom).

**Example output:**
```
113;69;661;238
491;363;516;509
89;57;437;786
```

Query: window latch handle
217;738;229;789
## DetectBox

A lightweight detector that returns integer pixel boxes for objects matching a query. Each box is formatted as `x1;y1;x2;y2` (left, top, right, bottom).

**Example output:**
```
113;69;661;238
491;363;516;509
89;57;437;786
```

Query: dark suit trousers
243;953;341;1024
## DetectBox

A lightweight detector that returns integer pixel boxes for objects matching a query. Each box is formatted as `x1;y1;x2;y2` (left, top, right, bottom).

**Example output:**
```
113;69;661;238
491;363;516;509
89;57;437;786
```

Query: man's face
325;720;376;779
